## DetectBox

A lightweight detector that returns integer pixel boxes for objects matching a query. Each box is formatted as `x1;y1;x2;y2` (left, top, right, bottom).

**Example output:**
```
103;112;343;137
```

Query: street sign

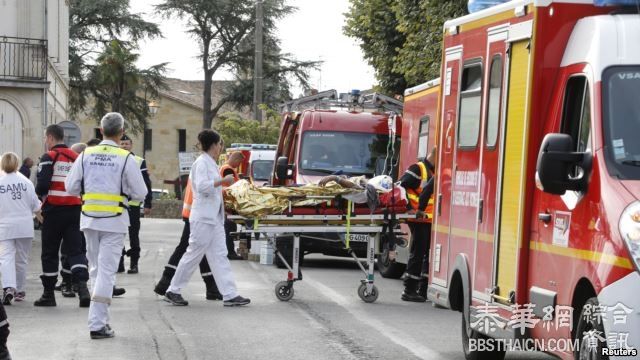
178;152;198;175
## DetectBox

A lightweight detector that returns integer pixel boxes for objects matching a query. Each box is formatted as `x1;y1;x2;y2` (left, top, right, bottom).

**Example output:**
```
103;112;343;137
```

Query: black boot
154;276;171;296
117;256;125;273
77;281;90;308
401;278;426;302
203;276;222;300
127;257;139;274
417;278;428;300
0;325;10;360
112;286;126;297
62;276;76;298
34;275;57;307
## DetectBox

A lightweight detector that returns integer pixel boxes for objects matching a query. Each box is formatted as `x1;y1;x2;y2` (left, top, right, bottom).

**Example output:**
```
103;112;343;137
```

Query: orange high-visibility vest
182;180;193;219
219;164;239;186
406;161;434;223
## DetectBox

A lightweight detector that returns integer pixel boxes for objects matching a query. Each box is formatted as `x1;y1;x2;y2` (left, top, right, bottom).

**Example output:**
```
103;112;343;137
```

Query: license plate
347;234;369;242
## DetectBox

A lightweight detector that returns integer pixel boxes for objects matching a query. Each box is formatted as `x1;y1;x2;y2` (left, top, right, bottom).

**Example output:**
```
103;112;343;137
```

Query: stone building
0;0;72;171
76;78;251;192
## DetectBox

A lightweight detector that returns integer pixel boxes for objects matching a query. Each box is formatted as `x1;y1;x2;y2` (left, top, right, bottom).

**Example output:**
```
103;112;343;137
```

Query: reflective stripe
404;273;422;280
165;264;177;270
51;175;66;182
61;269;72;274
417;162;427;181
82;204;124;214
405;170;421;180
92;295;111;305
42;272;58;277
183;203;192;210
83;193;125;202
0;320;8;328
201;272;213;277
71;264;88;270
39;161;53;166
407;193;420;201
49;190;73;197
129;201;141;207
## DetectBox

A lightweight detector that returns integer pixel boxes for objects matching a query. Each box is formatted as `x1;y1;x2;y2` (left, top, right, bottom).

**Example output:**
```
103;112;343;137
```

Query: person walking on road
118;134;152;274
65;112;148;339
164;130;250;307
34;124;91;308
18;157;33;179
153;178;222;300
220;151;245;260
0;152;41;305
399;147;436;302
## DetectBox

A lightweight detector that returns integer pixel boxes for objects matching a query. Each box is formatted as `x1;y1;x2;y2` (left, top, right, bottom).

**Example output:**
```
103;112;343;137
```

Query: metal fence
0;36;47;81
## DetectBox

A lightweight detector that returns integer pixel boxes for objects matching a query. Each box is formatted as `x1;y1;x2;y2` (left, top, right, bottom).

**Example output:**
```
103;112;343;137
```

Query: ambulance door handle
538;212;551;224
437;194;442;216
478;199;484;223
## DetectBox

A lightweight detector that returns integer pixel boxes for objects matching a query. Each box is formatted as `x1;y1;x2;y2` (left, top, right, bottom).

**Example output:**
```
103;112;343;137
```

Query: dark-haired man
119;134;152;274
34;124;90;307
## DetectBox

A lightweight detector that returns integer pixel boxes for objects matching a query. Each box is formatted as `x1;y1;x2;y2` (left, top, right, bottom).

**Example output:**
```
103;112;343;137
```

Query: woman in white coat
0;152;41;305
165;130;250;307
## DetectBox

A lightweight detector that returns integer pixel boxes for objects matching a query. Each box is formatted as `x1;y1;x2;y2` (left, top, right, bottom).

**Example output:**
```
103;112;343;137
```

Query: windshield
603;66;640;179
251;160;273;181
299;131;400;177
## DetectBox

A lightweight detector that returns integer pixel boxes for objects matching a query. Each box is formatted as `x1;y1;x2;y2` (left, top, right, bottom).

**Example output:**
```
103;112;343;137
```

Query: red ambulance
424;1;640;359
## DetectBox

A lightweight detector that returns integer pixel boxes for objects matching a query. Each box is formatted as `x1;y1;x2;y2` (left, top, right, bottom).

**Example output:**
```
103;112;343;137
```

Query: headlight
619;201;640;271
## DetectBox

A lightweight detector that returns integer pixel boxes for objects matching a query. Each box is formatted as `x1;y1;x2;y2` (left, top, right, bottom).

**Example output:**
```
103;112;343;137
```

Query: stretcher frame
229;211;412;303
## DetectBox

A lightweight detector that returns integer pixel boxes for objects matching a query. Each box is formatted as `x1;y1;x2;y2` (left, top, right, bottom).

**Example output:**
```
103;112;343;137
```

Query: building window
94;128;103;140
144;129;153;151
417;116;430;159
178;129;186;152
458;61;483;148
486;56;503;149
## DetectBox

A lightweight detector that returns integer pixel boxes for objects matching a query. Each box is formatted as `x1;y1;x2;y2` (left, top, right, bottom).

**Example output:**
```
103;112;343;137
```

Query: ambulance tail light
619;201;640;271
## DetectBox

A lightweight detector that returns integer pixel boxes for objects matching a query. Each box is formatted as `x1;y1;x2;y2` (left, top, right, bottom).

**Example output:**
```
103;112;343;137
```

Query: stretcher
228;197;411;303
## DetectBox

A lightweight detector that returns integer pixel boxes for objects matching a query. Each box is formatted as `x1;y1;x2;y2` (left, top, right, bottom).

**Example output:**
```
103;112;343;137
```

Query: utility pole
253;0;264;122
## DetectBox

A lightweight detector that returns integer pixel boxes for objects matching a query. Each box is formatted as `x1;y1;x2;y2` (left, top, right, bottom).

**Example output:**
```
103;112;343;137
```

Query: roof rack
280;89;403;114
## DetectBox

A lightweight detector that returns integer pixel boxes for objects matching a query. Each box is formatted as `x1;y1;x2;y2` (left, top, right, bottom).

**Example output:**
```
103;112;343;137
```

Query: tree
393;0;467;86
214;105;281;145
155;0;317;129
344;0;407;95
88;40;167;134
69;0;162;118
344;0;467;94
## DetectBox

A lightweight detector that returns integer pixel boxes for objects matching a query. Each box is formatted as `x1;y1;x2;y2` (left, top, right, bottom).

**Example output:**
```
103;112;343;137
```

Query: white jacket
0;172;41;241
65;140;148;233
189;153;225;225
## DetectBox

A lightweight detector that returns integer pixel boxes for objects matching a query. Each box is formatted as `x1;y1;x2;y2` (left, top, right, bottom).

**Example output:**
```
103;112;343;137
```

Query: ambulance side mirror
536;133;592;195
275;156;292;181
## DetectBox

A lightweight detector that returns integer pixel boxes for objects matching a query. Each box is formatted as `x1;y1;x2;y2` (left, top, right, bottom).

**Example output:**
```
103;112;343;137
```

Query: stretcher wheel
357;283;378;303
275;281;294;301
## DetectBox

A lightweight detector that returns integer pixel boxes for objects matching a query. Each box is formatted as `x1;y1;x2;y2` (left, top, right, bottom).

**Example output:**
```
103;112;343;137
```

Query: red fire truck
378;79;440;278
424;1;640;359
272;90;403;265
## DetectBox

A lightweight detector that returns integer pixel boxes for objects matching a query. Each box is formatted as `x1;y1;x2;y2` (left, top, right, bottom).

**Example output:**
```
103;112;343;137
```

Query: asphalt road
7;218;555;359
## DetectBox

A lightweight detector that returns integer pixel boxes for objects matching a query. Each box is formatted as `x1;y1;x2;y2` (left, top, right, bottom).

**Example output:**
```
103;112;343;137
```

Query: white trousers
168;221;238;300
83;229;124;331
0;238;32;291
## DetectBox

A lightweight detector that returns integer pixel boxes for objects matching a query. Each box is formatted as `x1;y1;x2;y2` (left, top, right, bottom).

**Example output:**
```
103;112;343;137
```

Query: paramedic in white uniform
164;129;250;307
0;152;41;305
65;112;147;339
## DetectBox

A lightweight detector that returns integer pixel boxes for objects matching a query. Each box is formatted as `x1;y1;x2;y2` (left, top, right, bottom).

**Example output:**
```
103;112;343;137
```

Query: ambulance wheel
461;312;506;360
377;248;405;279
357;283;378;303
275;281;294;301
574;297;607;360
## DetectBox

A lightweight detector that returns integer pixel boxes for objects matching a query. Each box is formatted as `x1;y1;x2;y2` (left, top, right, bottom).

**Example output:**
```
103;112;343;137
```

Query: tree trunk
203;71;213;129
